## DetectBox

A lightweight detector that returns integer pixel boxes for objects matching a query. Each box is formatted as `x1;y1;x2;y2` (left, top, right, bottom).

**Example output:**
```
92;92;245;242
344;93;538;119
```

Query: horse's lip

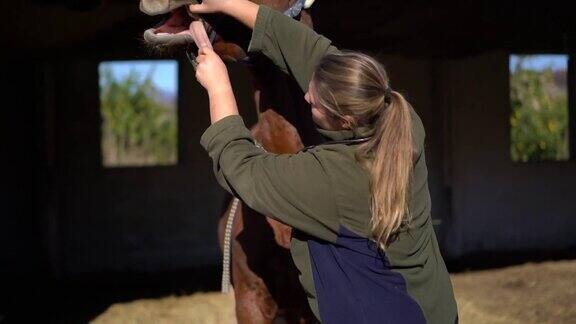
139;0;198;16
143;6;198;46
143;28;194;46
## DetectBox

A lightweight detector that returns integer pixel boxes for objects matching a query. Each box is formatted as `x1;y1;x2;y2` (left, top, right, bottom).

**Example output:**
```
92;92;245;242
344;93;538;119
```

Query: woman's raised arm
188;0;259;29
189;0;339;92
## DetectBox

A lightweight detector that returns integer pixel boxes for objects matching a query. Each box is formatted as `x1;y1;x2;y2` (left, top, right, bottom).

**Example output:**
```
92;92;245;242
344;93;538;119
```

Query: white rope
221;197;240;293
221;140;265;293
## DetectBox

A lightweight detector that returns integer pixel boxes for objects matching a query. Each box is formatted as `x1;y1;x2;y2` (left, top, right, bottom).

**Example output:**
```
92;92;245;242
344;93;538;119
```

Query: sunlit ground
91;260;576;324
92;291;237;324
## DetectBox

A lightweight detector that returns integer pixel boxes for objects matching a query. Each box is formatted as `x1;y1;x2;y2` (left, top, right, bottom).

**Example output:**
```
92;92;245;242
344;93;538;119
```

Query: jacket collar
316;125;375;141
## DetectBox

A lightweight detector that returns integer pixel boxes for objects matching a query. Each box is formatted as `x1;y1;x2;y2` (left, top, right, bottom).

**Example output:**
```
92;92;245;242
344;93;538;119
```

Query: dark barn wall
2;0;576;283
48;59;257;274
312;0;576;258
2;1;575;322
37;53;456;274
443;52;576;257
370;52;576;259
0;62;45;279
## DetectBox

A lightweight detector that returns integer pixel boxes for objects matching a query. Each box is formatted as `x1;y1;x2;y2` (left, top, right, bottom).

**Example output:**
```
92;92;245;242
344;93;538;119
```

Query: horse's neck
245;4;315;154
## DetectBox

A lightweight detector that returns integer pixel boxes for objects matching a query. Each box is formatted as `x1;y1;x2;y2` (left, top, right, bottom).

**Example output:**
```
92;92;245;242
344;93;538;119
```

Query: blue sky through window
510;55;567;72
99;60;178;95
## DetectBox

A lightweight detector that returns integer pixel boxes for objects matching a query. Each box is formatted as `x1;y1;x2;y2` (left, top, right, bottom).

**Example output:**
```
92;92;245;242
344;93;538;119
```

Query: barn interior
1;0;575;322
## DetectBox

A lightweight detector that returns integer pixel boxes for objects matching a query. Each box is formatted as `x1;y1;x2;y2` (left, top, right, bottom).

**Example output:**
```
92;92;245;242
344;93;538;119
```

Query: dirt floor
91;260;576;324
452;260;576;324
92;292;237;324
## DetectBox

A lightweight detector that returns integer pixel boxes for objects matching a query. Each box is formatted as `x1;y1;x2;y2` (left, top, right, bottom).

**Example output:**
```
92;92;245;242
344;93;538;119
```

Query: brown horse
140;1;319;322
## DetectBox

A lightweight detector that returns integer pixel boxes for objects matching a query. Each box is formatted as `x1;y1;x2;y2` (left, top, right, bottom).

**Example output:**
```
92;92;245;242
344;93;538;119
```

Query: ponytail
313;51;414;249
357;90;413;249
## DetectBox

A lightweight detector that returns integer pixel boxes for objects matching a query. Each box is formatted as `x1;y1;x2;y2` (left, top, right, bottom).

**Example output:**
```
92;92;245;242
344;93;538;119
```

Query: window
509;55;570;162
99;60;178;167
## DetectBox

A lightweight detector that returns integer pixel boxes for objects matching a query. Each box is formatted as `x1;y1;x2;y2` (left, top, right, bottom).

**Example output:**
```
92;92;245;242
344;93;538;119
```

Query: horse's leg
220;200;279;323
233;252;278;324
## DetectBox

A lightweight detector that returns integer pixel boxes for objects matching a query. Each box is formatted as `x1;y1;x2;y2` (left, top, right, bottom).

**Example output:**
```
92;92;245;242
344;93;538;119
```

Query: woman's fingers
193;38;228;91
188;0;229;14
190;21;213;49
198;46;215;57
188;4;208;13
188;3;217;14
196;48;214;71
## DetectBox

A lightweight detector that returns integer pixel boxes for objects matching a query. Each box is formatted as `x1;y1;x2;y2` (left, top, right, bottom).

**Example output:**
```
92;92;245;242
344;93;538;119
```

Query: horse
140;1;319;322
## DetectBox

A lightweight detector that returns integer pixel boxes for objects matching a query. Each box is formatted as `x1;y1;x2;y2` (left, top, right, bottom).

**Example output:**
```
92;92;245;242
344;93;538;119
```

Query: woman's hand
195;47;239;123
195;46;232;95
188;0;231;14
189;0;259;29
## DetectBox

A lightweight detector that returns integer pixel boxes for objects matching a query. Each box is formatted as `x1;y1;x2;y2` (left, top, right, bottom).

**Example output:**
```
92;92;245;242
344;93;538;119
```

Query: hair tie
368;86;393;124
384;86;393;105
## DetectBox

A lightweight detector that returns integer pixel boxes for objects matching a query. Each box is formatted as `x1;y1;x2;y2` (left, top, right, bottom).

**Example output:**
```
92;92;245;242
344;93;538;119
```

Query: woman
191;0;458;323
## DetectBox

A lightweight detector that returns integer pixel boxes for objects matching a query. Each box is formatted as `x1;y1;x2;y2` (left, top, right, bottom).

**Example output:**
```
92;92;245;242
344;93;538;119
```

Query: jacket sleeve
248;5;340;92
201;115;339;242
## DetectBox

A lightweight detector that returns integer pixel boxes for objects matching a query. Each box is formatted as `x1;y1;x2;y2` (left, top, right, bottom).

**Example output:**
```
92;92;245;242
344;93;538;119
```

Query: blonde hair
313;51;414;249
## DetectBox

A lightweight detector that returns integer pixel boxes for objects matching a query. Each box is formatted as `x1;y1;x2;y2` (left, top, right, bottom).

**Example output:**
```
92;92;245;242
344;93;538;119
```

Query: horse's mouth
139;0;248;60
143;4;209;49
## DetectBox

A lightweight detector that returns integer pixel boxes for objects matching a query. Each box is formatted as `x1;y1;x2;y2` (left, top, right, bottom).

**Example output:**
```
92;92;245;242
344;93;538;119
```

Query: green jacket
201;5;457;323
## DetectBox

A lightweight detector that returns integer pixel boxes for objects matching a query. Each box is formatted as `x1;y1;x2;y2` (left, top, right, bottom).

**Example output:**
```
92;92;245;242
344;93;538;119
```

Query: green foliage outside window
100;65;177;167
510;55;570;162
